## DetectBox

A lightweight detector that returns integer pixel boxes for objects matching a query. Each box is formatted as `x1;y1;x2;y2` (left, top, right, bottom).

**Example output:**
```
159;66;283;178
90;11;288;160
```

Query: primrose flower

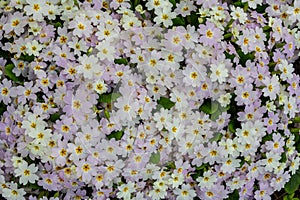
0;0;300;198
78;54;100;79
230;6;248;24
117;182;136;200
24;0;46;21
262;75;280;100
154;7;176;27
69;15;93;38
14;162;38;185
2;182;26;200
3;12;27;36
278;59;294;81
198;21;223;47
210;62;228;83
173;184;196;200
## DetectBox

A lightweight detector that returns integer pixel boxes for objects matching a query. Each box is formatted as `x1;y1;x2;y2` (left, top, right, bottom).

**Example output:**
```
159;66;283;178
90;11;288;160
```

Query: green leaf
195;163;209;171
224;19;234;31
29;183;43;190
172;17;186;26
54;192;60;198
38;191;46;199
5;64;19;82
293;117;300;123
150;152;160;164
256;4;268;13
54;21;63;28
107;130;124;140
186;12;199;27
262;134;273;143
86;47;93;56
280;152;287;163
284;170;300;194
104;110;110;120
114;58;128;65
0;102;6;116
290;128;300;134
224;33;233;39
0;49;12;59
209;132;223;142
243;2;248;11
157;97;175;109
263;25;271;31
228;119;237;133
199;100;219;115
19;53;34;62
226;190;239;200
168;0;177;7
50;113;61;122
224;51;235;60
74;0;79;6
237;49;255;66
165;161;176;170
99;93;121;103
132;0;140;9
210;109;222;121
287;193;295;200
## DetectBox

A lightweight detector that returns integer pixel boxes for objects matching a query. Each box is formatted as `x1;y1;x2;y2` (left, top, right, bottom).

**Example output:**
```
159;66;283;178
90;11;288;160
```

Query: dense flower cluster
0;0;300;199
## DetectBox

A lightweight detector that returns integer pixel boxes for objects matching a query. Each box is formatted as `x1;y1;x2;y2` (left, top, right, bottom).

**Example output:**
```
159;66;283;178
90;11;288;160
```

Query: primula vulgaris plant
0;0;300;199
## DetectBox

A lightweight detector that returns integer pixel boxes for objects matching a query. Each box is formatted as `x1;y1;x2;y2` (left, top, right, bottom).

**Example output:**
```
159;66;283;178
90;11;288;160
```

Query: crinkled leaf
224;19;234;31
256;4;268;13
0;49;11;59
114;58;128;65
107;130;124;140
293;117;300;123
165;161;176;170
233;1;246;8
86;47;93;56
263;25;271;31
186;12;199;27
131;0;140;9
209;132;223;142
210;109;222;121
199;100;219;115
150;152;160;164
224;33;233;39
228;119;237;133
237;49;255;66
284;170;300;194
50;113;61;122
54;21;63;28
168;0;177;7
29;183;43;190
0;102;6;116
54;192;60;198
280;152;287;163
19;53;34;62
158;97;175;109
104;110;110;120
5;64;19;82
38;191;50;199
224;51;235;61
172;17;186;26
99;93;121;103
290;128;300;134
195;163;209;171
262;134;273;143
226;190;239;200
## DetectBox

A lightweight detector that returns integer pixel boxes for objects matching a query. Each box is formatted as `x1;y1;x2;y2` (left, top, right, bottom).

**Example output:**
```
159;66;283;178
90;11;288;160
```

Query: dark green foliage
157;97;175;109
